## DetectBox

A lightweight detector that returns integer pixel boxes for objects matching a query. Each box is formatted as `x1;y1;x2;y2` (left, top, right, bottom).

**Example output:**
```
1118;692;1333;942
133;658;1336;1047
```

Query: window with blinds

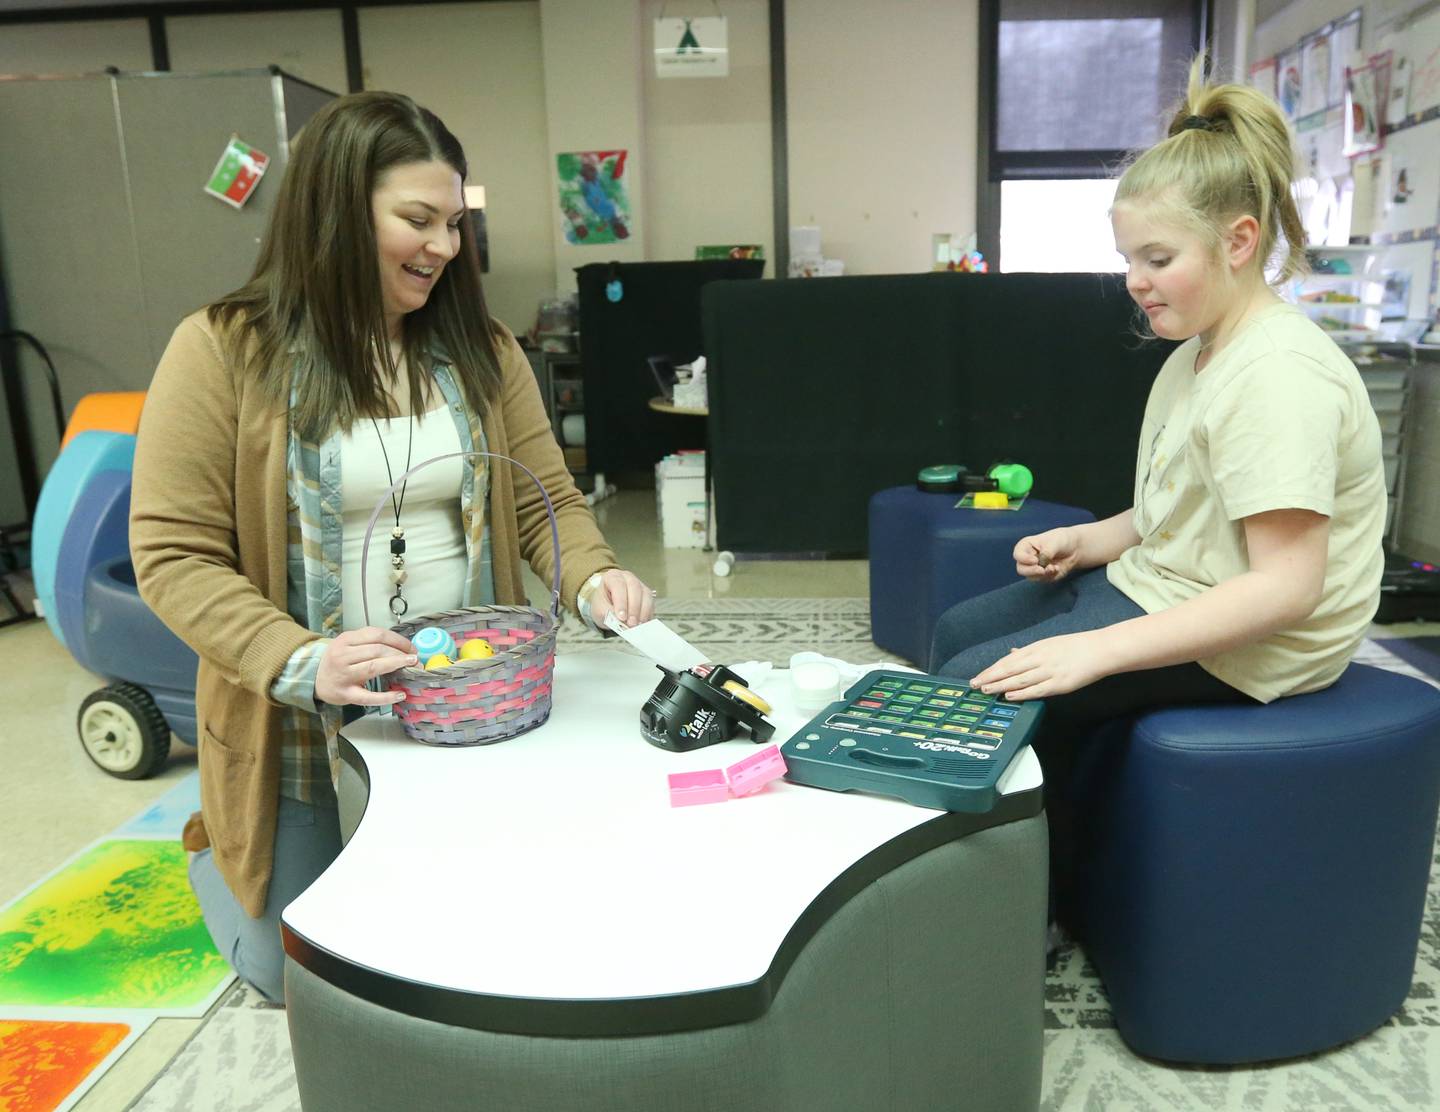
991;0;1203;179
980;0;1206;271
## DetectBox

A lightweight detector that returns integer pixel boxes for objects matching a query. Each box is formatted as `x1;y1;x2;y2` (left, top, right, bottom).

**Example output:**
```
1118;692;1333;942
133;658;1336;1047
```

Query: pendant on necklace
388;526;408;615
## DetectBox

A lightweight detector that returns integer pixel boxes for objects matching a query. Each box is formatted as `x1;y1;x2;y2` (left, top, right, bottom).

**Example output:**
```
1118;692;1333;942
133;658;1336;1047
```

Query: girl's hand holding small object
1014;527;1080;582
316;627;417;707
590;568;658;629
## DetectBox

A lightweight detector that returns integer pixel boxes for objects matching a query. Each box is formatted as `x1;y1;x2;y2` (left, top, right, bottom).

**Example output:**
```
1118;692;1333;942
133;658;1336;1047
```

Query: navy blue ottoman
1066;663;1440;1064
867;487;1094;667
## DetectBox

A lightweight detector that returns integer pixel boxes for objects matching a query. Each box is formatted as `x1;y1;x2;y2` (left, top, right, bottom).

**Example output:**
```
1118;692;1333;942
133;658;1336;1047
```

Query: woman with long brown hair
131;91;655;1001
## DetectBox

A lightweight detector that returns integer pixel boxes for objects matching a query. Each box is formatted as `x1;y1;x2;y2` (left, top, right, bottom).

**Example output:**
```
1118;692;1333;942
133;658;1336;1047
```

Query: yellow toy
458;639;496;661
424;653;454;670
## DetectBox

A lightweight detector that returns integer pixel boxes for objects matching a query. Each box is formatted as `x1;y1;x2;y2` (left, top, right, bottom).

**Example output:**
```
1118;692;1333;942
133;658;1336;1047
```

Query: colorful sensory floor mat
0;772;231;1111
0;1019;147;1112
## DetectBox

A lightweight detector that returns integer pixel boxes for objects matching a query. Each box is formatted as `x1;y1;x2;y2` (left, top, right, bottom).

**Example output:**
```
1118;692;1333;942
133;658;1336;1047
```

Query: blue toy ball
412;626;457;666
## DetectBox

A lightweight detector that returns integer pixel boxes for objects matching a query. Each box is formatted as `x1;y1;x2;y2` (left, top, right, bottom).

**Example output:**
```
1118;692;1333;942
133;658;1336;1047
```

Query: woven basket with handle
359;450;562;746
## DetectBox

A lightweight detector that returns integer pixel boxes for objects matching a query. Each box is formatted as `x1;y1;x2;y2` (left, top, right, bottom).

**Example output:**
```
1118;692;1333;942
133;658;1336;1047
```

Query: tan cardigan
131;311;617;916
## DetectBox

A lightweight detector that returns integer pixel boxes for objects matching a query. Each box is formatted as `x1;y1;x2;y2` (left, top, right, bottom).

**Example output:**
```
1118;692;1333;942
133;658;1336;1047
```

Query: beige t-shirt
1106;303;1385;702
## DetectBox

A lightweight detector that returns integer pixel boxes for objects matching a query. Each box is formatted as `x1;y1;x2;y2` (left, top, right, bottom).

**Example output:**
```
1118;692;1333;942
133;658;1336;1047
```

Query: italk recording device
640;664;776;752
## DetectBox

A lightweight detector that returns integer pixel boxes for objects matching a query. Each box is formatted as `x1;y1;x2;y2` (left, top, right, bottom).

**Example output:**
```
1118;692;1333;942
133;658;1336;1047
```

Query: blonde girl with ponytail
933;58;1385;732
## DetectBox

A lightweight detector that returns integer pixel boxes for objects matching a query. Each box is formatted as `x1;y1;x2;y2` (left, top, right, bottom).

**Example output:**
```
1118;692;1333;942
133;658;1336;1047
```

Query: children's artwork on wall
1382;270;1412;319
1249;56;1277;99
1329;14;1361;106
1389;55;1412;120
1278;47;1303;118
556;151;632;246
1275;9;1361;122
1343;52;1390;157
1298;106;1347;180
1377;120;1440;236
1300;31;1333;117
1406;25;1440;116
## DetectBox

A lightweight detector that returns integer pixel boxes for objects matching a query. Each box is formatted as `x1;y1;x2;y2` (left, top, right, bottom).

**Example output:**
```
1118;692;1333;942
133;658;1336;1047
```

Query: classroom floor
0;487;868;1111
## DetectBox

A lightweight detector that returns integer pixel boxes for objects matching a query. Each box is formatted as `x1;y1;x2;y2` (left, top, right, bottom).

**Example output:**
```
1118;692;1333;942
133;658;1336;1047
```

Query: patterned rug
127;599;1440;1112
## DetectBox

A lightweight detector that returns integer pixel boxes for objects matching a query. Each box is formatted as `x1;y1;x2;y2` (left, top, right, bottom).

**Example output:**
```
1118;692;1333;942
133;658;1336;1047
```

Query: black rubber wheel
77;682;172;780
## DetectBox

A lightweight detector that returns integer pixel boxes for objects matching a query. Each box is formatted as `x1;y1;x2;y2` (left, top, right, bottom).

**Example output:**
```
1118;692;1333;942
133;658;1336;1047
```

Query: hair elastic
1179;114;1218;132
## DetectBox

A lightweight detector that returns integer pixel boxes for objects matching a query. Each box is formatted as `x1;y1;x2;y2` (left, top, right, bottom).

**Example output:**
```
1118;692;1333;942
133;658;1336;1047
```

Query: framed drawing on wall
1343;52;1391;157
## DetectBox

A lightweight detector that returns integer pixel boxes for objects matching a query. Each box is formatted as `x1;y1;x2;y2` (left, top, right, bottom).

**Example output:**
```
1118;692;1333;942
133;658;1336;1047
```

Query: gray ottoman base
285;813;1047;1111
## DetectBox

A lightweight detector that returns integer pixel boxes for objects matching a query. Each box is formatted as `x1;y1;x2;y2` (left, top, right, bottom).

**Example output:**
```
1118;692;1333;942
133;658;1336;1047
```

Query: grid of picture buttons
832;675;1019;746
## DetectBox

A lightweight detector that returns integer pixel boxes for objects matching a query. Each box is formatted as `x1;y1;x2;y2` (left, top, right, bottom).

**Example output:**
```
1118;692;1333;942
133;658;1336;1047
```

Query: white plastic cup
791;660;842;714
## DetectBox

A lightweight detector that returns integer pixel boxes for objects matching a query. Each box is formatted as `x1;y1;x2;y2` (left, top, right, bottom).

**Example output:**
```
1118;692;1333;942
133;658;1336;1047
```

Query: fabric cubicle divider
575;260;764;477
701;273;1172;554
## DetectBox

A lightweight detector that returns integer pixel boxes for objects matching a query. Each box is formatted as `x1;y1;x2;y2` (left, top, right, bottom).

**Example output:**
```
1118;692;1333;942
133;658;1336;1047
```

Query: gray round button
840;738;857;747
794;741;811;750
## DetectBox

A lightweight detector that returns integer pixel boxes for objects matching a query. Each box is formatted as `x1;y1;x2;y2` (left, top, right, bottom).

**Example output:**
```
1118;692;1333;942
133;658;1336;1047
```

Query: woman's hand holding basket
315;626;418;707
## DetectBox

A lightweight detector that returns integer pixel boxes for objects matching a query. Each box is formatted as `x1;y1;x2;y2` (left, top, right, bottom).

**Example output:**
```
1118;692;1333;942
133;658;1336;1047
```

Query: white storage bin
655;452;709;549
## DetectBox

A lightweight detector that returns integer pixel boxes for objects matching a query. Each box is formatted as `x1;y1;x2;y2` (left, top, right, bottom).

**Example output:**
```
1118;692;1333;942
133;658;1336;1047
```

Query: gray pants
188;795;342;1002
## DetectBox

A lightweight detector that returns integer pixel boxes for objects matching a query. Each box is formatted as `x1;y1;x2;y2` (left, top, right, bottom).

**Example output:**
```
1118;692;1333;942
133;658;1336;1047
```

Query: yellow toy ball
458;639;496;661
423;653;454;671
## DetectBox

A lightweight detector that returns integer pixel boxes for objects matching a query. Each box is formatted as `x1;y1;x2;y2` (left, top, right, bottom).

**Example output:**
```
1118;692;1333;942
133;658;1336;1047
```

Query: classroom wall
538;0;649;292
785;0;980;276
165;8;349;95
0;18;150;74
640;0;774;272
362;1;554;335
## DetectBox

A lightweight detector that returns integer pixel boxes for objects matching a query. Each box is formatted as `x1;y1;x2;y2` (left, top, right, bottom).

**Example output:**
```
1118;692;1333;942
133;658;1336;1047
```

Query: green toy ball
989;463;1033;497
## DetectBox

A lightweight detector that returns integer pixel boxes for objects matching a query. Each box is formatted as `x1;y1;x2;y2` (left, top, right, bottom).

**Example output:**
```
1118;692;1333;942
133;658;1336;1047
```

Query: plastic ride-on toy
32;427;198;779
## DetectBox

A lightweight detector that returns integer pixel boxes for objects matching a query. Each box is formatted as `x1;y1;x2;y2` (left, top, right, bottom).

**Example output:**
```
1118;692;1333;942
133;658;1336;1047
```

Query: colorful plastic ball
458;639;496;661
423;653;454;671
412;626;457;665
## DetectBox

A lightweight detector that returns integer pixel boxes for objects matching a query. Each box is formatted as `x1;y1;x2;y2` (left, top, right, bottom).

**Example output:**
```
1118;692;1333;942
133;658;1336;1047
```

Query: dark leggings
930;567;1252;730
930;568;1255;922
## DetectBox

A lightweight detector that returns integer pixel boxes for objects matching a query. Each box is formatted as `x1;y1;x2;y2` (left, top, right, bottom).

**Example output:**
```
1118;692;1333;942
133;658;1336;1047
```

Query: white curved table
281;651;1047;1110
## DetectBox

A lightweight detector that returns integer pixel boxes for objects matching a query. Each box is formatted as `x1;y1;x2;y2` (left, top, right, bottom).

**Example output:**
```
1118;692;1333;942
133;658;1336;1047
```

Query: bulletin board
1372;2;1440;315
1250;9;1361;126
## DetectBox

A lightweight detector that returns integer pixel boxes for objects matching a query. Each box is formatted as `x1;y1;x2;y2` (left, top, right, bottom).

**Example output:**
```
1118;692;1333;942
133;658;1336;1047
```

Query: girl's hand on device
315;627;418;707
970;631;1107;701
1014;527;1080;581
590;568;658;629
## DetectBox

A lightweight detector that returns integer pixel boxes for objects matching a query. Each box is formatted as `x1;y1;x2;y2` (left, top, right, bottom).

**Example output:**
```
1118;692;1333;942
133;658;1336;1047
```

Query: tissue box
656;452;709;548
672;380;707;410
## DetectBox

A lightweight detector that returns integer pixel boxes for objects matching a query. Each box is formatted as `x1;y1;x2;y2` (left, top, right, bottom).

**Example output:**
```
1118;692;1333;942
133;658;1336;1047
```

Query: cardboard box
656;452;710;548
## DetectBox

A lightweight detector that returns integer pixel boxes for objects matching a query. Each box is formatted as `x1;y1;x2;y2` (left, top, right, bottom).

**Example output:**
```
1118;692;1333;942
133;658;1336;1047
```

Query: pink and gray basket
360;450;562;747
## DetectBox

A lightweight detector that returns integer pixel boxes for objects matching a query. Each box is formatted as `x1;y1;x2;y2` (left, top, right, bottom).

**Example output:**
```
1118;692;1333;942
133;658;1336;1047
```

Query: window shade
992;0;1201;178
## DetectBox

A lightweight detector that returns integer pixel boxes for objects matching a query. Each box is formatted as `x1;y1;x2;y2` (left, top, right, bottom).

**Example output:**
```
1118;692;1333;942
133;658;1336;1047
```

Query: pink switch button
725;745;788;797
668;768;730;807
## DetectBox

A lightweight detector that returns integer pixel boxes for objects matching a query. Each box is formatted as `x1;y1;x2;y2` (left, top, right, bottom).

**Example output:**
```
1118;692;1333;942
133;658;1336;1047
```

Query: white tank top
339;405;467;631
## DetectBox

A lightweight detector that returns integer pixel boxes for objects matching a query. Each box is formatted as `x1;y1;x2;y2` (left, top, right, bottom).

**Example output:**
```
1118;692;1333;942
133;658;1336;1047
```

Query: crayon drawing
557;151;632;246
